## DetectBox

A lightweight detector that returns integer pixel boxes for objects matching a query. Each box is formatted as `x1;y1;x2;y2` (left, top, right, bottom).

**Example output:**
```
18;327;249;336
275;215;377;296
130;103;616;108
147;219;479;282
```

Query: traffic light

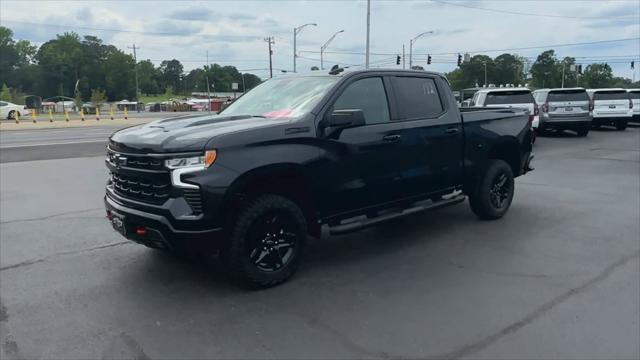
577;64;582;74
457;54;462;66
396;55;401;65
632;61;635;70
427;55;432;65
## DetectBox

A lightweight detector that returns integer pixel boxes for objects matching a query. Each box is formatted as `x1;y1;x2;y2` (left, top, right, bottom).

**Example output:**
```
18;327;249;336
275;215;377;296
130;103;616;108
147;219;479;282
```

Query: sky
1;0;639;81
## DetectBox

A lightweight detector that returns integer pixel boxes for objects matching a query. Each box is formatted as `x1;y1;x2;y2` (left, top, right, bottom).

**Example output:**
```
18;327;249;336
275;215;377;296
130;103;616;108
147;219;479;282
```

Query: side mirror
325;109;366;128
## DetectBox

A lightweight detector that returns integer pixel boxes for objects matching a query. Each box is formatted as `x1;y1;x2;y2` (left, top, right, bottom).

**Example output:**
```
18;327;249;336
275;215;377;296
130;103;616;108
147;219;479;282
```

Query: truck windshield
220;76;339;118
485;91;534;105
548;90;589;102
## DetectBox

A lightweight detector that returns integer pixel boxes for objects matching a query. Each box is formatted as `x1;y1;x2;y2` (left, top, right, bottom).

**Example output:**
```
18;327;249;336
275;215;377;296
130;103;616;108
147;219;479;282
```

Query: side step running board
327;195;466;236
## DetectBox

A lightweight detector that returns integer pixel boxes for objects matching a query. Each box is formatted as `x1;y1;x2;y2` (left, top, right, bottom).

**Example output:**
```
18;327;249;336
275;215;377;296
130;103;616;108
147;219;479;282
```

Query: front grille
107;152;164;171
183;189;203;214
111;173;170;204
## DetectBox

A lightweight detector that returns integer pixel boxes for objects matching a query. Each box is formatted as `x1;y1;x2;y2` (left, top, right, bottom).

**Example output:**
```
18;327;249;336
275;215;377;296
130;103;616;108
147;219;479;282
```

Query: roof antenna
329;64;344;75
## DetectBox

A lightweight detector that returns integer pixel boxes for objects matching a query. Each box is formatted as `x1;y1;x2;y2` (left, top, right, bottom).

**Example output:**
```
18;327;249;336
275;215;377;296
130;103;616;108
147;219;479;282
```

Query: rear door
593;90;630;115
385;75;463;201
546;89;590;119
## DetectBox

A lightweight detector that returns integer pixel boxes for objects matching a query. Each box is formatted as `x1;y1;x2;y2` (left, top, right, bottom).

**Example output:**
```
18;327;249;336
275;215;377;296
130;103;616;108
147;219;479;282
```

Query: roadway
1;127;639;359
0;125;125;163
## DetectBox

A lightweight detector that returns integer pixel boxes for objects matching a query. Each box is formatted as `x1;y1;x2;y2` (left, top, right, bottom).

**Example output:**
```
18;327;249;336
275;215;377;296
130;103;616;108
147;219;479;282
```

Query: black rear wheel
576;124;589;137
469;159;515;220
224;195;307;288
616;120;627;131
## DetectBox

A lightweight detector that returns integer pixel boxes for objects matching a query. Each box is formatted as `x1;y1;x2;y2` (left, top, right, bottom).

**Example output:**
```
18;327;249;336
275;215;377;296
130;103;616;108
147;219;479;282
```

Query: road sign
232;83;239;90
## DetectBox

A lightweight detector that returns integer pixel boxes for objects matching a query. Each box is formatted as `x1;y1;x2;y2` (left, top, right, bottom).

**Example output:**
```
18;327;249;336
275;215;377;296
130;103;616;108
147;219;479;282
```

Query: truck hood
109;114;290;153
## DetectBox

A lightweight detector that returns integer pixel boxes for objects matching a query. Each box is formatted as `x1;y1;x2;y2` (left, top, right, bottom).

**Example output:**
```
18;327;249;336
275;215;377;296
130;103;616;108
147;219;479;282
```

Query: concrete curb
0;118;160;131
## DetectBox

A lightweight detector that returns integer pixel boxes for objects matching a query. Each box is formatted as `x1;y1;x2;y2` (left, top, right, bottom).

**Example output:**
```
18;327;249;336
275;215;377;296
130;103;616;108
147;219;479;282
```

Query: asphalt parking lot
1;127;638;359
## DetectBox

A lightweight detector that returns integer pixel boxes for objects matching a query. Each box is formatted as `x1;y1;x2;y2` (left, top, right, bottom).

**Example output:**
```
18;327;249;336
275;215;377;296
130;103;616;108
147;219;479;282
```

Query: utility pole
402;44;405;69
265;37;274;78
561;62;565;88
365;0;371;69
293;23;317;73
484;62;488;86
206;50;211;114
128;44;140;112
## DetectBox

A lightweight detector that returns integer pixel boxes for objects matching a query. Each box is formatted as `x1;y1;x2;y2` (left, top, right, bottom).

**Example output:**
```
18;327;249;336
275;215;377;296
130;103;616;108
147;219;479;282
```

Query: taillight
589;101;594;111
542;102;549;113
533;103;539;116
630;99;633;109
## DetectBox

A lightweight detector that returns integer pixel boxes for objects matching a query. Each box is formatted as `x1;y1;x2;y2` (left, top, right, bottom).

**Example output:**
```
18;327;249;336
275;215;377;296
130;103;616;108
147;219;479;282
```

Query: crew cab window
485;91;534;105
393;77;444;119
333;77;390;124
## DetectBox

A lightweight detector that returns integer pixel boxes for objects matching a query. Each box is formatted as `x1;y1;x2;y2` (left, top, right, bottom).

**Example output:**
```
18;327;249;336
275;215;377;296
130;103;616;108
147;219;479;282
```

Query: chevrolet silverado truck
105;69;534;287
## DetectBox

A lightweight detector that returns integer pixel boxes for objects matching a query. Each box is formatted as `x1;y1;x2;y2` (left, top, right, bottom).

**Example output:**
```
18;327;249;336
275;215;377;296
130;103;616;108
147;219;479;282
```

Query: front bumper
104;192;224;250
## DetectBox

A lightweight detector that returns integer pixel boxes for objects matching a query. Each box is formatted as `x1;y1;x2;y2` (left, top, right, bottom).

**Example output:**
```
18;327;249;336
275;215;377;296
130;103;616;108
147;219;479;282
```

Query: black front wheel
469;159;515;220
224;195;307;288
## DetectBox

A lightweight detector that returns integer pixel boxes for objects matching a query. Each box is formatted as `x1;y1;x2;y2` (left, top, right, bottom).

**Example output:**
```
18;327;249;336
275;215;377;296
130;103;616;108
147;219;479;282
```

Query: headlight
165;150;217;169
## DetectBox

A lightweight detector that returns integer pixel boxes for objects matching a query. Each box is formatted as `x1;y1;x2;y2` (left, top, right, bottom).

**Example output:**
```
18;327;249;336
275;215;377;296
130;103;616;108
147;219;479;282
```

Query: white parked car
587;88;633;130
0;101;27;120
628;89;640;123
470;88;538;129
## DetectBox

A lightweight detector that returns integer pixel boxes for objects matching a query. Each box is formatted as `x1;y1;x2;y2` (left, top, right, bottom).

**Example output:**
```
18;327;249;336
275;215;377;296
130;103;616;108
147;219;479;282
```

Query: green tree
35;32;84;97
493;53;525;86
90;88;106;107
158;59;183;92
411;65;425;70
582;63;614;88
0;84;11;101
137;60;160;95
103;50;135;100
241;73;262;91
530;50;560;88
559;57;577;87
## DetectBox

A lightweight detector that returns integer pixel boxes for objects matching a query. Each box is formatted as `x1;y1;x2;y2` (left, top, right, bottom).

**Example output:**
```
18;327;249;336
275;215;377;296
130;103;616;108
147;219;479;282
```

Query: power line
431;0;639;20
300;37;640;57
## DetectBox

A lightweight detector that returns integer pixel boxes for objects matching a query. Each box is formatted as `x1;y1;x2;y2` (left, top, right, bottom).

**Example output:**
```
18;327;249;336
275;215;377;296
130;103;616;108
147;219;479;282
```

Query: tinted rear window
485;91;534;105
393;77;444;119
548;90;589;102
594;91;630;100
629;91;640;100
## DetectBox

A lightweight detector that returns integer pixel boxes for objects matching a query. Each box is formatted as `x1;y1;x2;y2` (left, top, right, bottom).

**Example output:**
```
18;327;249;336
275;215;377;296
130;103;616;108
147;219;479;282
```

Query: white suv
628;89;640;124
470;88;538;129
587;89;633;130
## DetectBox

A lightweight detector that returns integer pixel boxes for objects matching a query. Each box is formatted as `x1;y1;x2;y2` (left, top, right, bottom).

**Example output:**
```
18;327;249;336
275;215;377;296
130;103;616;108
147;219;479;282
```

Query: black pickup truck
105;69;534;287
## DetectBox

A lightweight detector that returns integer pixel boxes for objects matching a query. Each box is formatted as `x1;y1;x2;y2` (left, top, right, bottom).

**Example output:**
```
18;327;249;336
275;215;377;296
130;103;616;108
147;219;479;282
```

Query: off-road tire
468;159;515;220
224;195;307;288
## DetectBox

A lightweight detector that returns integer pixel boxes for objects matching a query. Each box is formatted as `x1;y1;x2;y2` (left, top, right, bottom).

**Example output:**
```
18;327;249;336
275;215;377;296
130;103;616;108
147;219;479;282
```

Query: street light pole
293;23;317;73
409;30;434;69
321;30;344;70
484;62;488;86
365;0;371;68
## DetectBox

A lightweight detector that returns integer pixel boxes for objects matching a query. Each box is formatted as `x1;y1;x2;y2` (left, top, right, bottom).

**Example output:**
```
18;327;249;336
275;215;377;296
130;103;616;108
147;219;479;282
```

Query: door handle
444;127;460;134
382;134;402;142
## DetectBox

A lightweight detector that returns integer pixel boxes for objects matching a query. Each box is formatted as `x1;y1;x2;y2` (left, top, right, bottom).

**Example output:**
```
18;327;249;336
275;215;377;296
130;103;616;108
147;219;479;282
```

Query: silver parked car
533;88;591;136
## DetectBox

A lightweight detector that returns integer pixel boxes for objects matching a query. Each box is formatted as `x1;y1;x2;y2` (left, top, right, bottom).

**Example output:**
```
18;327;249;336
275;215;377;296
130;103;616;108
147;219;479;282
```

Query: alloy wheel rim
247;212;297;273
489;173;510;209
